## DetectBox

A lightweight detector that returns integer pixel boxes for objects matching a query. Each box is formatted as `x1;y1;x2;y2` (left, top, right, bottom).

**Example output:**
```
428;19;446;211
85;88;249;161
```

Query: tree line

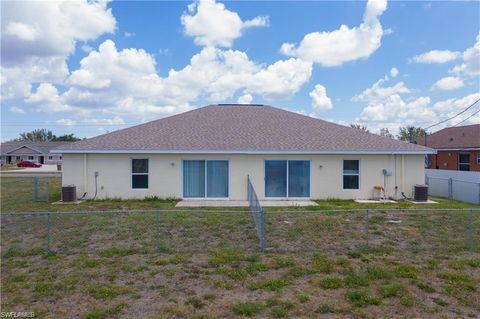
10;129;82;142
349;124;426;142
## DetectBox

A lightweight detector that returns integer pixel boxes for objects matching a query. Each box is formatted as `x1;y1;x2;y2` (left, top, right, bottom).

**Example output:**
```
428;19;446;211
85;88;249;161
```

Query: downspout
394;154;398;199
401;154;405;196
84;153;88;195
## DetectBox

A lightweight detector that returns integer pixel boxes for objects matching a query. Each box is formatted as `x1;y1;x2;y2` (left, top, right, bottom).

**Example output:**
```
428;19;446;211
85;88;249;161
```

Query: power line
424;98;480;131
453;107;480;127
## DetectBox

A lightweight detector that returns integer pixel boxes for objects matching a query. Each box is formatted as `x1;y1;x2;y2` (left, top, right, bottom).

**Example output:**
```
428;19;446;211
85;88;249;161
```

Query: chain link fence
0;176;60;210
1;208;478;257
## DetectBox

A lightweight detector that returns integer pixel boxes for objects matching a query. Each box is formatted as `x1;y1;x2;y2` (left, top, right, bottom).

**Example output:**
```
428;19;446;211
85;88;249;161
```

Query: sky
1;0;479;141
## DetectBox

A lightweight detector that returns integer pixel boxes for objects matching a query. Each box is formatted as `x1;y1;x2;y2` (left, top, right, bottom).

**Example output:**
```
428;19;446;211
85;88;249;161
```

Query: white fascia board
52;149;436;155
435;148;480;151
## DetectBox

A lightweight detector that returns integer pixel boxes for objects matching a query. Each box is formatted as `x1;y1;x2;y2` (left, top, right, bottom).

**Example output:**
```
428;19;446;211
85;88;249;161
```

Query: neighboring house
54;104;433;201
1;141;69;165
416;124;480;172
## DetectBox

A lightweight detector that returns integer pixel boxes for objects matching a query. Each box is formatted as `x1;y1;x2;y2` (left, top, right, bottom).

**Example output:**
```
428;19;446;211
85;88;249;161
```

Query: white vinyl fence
426;169;480;205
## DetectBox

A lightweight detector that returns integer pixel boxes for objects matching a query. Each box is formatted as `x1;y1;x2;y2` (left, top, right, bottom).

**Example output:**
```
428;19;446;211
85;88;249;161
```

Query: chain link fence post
364;209;369;249
33;176;38;202
468;208;474;251
260;209;266;253
45;177;50;202
448;178;453;200
156;211;161;252
46;213;51;253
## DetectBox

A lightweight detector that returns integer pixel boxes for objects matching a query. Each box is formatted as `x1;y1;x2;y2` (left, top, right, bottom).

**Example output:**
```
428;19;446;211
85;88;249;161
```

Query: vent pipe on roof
217;103;264;106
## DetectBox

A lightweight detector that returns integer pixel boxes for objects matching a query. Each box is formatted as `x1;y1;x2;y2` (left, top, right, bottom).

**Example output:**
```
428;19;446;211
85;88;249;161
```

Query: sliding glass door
183;160;228;198
265;160;287;197
265;160;310;198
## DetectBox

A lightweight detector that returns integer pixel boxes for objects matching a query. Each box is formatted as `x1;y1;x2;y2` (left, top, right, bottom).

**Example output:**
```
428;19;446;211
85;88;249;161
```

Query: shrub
249;278;290;292
232;302;263;316
317;276;344;289
380;283;404;297
366;266;392;280
346;290;382;307
312;255;334;273
316;303;336;314
394;265;420;279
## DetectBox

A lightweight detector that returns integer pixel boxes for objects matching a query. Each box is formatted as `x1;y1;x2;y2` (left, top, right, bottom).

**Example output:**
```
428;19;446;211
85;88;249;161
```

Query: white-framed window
59;156;63;160
343;160;360;190
48;156;53;160
131;158;149;189
27;156;34;161
458;153;470;171
477;153;480;165
15;156;21;161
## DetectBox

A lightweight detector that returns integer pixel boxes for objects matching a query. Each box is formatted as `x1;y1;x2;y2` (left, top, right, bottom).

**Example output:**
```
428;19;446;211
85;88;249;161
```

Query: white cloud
411;50;460;64
83;117;126;125
389;67;399;78
432;76;464;91
56;119;76;126
124;32;136;37
432;92;480;114
4;22;38;41
245;58;312;99
1;57;69;101
280;0;387;66
181;0;268;47
352;76;410;102
432;93;480;127
355;75;479;133
358;94;436;133
238;94;253;104
309;84;332;110
1;1;116;100
58;41;311;120
9;106;25;114
450;32;480;76
25;83;73;113
354;74;433;133
1;1;116;65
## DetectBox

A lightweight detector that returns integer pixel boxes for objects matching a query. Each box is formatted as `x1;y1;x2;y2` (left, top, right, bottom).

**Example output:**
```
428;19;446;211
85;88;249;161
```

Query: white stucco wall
62;153;425;200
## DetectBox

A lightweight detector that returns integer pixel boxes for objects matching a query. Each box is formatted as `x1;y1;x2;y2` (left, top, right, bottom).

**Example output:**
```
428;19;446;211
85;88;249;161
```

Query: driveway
1;164;61;177
18;164;60;173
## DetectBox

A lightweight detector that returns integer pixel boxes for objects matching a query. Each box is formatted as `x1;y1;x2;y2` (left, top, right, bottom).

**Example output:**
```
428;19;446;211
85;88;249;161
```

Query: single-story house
1;141;69;165
53;104;434;201
416;124;479;172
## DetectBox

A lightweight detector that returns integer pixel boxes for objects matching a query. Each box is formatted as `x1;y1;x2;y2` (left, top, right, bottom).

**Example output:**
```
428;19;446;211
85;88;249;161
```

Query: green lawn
1;211;479;318
0;165;23;171
1;176;477;213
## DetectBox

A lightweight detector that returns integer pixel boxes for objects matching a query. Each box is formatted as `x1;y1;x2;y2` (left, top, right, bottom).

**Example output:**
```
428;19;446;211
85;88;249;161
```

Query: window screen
343;160;359;189
132;159;148;189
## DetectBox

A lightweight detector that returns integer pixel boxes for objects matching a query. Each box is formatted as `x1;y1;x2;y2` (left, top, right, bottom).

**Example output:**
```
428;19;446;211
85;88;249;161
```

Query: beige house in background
54;104;434;201
1;141;68;165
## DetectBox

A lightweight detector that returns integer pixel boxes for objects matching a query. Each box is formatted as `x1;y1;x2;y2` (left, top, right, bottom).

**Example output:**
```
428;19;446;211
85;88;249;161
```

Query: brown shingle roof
416;124;480;149
56;105;433;154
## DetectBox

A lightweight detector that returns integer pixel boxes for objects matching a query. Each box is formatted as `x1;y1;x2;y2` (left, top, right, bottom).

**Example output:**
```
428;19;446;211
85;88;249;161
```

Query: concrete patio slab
355;199;397;204
405;199;438;204
175;200;318;208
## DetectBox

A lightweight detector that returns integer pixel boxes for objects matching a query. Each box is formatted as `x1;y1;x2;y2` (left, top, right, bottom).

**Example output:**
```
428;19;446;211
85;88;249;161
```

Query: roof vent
449;137;454;142
217;103;264;106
